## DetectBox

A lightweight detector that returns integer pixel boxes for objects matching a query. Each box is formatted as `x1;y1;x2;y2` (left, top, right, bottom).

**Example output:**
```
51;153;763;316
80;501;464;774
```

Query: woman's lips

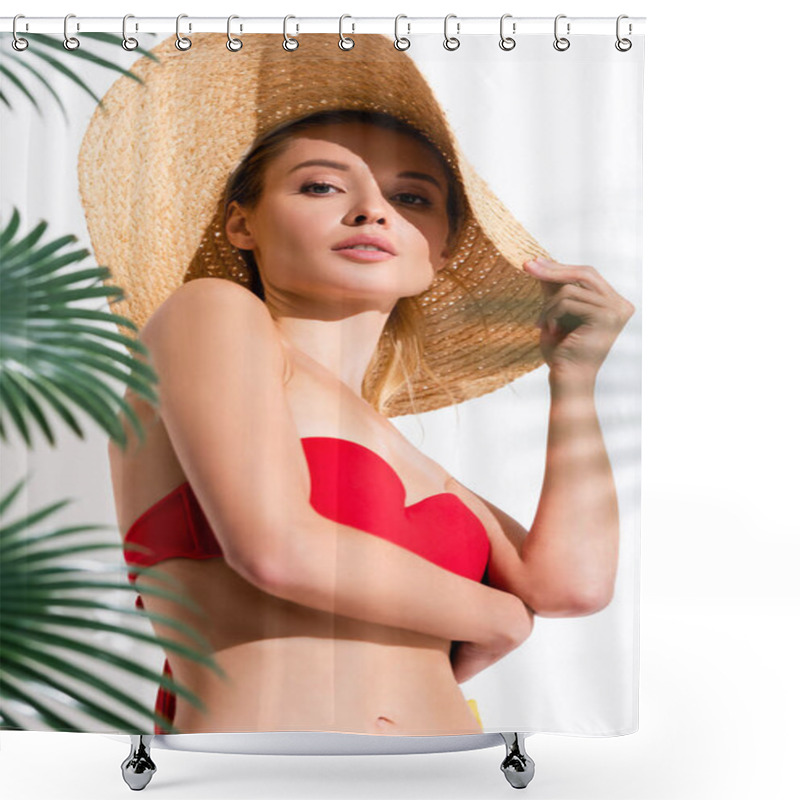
333;247;395;262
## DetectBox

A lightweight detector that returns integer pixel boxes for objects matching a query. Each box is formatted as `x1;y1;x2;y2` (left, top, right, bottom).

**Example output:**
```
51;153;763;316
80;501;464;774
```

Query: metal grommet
227;15;243;51
283;15;299;51
553;14;570;52
615;15;632;52
443;14;460;51
175;13;192;51
63;13;80;50
339;15;355;50
12;14;29;51
394;14;411;51
499;13;516;51
122;14;139;51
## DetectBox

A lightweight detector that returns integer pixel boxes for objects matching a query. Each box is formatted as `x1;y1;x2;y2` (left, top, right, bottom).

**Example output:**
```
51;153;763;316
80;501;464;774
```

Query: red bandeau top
122;435;491;734
123;436;491;596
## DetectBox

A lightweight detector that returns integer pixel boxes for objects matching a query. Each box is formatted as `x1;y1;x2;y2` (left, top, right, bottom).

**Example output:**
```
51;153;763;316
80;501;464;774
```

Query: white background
1;1;799;799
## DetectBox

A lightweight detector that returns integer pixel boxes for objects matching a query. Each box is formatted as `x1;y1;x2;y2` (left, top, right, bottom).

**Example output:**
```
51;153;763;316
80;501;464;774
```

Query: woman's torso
109;310;489;736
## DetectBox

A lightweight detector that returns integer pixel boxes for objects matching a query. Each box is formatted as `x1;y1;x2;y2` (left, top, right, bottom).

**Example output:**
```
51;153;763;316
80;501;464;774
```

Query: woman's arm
521;373;620;613
450;260;633;622
516;256;634;612
470;372;621;617
239;508;533;652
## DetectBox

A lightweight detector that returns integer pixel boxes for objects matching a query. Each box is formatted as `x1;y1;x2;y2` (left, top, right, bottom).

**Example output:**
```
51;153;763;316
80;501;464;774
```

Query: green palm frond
0;474;226;733
0;207;159;449
0;33;220;736
0;32;160;119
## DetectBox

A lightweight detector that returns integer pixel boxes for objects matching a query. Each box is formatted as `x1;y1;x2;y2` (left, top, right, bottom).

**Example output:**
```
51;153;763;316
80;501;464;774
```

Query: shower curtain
0;23;643;738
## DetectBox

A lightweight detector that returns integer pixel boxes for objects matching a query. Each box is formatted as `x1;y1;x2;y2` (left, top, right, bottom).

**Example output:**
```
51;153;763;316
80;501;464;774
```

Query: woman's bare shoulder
142;277;266;333
132;277;290;421
140;278;282;359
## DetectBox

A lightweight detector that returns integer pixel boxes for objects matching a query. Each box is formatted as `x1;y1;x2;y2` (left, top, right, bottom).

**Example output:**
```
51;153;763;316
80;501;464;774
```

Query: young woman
87;34;634;737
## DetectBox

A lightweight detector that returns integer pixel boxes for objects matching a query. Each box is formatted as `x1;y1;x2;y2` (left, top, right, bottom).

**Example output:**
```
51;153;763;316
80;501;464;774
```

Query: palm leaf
0;31;160;119
0;34;220;734
0;207;159;450
2;55;68;117
0;475;225;733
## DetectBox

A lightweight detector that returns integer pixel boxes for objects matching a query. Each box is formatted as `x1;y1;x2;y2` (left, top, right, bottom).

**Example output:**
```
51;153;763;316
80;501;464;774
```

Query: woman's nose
352;211;386;225
345;187;391;226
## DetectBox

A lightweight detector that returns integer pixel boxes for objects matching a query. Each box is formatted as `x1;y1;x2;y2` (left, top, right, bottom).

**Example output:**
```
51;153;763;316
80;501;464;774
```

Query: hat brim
78;32;550;417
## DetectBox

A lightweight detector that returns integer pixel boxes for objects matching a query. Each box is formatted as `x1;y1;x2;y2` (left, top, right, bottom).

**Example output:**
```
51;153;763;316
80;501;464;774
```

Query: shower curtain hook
394;14;411;51
122;14;139;51
615;15;633;51
63;13;80;50
227;15;243;51
283;15;299;51
553;14;571;51
339;15;355;50
175;14;192;51
443;14;460;51
499;14;516;51
12;15;29;51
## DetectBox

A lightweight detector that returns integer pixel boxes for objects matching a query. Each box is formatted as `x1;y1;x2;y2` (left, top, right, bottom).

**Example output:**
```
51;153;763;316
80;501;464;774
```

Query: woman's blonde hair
223;109;466;416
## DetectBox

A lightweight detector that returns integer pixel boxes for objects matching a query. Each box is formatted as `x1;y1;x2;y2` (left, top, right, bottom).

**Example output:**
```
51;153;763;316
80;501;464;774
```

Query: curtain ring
122;14;139;51
175;14;192;51
394;14;411;51
443;14;460;51
499;14;516;51
12;15;29;51
339;15;355;50
283;15;299;51
227;15;243;51
553;14;570;51
63;13;80;51
615;15;632;52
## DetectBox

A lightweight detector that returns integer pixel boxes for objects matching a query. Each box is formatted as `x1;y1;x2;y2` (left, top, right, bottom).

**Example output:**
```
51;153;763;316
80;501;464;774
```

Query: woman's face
226;121;453;312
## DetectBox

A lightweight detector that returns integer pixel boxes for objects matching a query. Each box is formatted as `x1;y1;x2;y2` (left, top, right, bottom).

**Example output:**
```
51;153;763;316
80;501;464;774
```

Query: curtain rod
1;16;646;36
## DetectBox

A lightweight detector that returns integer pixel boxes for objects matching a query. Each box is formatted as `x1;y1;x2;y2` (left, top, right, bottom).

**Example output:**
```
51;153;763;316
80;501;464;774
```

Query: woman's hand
450;597;535;684
523;256;635;386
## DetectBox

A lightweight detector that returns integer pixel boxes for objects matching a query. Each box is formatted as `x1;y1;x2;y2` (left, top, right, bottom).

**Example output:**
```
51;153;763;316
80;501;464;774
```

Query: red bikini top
123;436;491;609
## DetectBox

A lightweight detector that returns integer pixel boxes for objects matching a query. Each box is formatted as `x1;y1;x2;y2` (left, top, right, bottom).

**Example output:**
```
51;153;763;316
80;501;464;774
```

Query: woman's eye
394;192;431;207
300;181;339;195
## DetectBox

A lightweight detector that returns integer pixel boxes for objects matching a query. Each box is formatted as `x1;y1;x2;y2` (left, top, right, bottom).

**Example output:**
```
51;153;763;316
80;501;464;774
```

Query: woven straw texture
78;32;550;417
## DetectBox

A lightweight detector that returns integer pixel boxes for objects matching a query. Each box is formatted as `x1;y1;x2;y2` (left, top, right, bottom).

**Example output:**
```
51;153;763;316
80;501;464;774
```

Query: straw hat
78;32;550;417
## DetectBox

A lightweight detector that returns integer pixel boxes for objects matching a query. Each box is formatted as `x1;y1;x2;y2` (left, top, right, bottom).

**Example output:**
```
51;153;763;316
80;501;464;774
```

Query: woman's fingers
540;296;605;326
538;295;633;338
526;258;636;326
524;257;636;374
538;283;607;318
536;285;606;330
524;257;612;296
